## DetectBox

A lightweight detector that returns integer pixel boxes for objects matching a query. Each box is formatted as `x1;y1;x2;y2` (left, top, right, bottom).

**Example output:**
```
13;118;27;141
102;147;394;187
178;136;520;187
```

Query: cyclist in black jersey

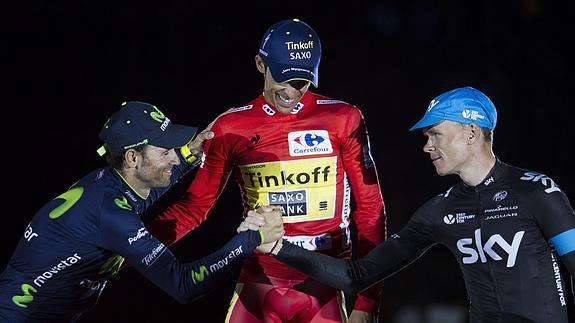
252;87;575;323
0;101;284;322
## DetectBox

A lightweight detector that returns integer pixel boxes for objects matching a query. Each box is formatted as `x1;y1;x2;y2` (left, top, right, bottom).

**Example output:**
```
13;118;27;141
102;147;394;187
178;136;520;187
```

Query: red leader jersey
150;91;386;311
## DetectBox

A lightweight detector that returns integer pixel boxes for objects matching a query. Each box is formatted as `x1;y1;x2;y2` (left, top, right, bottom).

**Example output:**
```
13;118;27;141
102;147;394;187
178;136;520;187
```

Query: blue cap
98;101;198;155
409;86;497;131
258;19;321;87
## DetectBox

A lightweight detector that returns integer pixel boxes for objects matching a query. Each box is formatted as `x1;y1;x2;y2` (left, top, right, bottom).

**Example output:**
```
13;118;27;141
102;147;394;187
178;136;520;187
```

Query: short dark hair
105;145;147;169
481;127;493;143
460;123;493;143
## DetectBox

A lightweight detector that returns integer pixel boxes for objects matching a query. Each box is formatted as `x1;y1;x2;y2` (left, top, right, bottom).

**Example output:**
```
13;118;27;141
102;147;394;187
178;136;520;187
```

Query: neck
116;168;150;199
458;149;497;187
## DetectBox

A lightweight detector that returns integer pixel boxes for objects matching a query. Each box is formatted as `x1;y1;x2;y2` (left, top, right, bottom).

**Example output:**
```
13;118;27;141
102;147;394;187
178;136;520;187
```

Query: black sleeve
276;206;437;294
529;184;575;275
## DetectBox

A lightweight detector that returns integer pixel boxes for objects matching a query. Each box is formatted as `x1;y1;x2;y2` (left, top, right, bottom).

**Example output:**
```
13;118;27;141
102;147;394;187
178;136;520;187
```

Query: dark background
5;1;574;322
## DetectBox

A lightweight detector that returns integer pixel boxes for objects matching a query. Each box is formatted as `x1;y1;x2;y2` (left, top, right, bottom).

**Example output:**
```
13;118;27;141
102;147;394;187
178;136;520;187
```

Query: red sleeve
341;107;387;312
147;119;232;245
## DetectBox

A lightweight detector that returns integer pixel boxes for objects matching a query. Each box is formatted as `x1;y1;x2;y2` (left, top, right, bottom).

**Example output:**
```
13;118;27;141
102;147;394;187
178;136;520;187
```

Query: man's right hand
254;205;285;254
237;205;284;244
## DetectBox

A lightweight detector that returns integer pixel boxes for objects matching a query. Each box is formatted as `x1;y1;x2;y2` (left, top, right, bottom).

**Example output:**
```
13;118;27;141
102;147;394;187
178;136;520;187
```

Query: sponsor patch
239;157;337;223
288;130;333;157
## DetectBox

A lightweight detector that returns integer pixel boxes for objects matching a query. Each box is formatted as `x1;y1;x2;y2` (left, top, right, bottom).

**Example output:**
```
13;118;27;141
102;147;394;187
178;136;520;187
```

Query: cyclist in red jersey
149;18;386;323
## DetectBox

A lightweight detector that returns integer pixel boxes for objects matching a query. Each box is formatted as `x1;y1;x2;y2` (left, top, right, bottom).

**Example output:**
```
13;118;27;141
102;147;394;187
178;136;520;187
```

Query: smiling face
256;55;311;114
422;121;472;176
134;145;180;190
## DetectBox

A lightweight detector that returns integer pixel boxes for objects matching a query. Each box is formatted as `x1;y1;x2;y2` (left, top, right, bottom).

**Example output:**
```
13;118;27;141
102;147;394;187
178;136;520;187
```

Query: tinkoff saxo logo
240;157;337;223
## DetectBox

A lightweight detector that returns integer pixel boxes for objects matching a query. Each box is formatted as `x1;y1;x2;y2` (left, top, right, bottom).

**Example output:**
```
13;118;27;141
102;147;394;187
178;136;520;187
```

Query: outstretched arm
147;117;231;245
254;205;436;295
270;235;432;295
101;207;283;303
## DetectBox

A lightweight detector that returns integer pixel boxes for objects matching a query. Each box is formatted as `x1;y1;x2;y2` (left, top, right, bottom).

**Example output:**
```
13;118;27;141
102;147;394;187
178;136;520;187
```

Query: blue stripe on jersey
549;228;575;256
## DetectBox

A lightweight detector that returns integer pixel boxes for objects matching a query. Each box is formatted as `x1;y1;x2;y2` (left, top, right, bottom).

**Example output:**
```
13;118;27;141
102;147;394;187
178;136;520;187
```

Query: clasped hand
237;205;284;252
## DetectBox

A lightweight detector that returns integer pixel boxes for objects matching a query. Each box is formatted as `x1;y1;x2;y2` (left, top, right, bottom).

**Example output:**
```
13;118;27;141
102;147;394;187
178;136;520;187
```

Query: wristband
266;240;280;256
258;228;265;245
180;144;200;166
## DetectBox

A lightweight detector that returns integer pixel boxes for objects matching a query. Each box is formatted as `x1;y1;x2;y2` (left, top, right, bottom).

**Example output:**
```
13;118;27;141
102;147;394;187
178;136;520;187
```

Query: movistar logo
99;255;125;276
150;105;166;123
12;283;37;308
191;266;209;284
49;186;84;219
114;196;132;210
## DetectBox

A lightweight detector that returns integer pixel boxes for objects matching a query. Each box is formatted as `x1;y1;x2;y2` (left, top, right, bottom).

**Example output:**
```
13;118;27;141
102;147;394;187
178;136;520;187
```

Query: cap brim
152;124;198;149
268;62;318;87
409;115;447;131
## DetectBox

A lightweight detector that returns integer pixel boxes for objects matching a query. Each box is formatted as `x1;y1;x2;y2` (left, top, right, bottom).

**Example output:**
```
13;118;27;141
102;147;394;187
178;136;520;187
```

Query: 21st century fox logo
444;212;475;224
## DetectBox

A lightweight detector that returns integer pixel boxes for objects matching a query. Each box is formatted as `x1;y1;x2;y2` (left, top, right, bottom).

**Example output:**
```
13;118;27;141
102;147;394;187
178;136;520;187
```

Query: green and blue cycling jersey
0;153;261;322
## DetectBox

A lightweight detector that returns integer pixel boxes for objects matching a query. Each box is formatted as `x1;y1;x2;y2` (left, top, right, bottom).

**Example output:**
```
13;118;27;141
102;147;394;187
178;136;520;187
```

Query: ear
467;124;479;144
123;149;139;168
255;54;266;74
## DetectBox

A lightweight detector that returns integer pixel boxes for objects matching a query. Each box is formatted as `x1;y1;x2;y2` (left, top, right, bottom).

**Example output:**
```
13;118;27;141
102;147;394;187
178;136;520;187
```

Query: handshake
237;205;285;255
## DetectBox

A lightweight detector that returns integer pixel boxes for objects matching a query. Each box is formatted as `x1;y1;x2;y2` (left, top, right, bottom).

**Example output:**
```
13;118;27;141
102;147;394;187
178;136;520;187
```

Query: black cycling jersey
277;160;575;323
0;154;261;322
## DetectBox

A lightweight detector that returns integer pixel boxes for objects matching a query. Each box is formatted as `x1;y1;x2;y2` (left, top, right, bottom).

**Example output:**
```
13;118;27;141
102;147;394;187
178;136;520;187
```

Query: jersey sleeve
147;119;233;245
100;207;261;303
340;107;387;311
275;205;436;295
527;179;575;274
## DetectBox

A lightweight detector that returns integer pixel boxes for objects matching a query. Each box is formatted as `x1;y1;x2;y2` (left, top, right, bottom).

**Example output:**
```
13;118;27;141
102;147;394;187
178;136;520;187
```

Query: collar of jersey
113;168;147;201
258;91;314;115
461;158;506;192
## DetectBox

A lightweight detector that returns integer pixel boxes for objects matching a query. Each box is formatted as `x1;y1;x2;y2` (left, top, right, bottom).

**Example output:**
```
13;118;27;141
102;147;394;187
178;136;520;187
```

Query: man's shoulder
213;97;265;125
310;92;358;110
81;168;135;217
506;166;563;196
427;186;459;204
42;168;121;228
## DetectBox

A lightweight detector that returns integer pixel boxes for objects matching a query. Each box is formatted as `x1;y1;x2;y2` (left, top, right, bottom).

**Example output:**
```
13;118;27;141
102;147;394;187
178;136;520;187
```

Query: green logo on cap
150;105;166;123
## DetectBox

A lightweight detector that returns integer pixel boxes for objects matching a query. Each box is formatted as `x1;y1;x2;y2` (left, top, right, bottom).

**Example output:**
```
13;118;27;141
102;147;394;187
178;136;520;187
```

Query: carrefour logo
288;130;333;157
284;233;332;251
